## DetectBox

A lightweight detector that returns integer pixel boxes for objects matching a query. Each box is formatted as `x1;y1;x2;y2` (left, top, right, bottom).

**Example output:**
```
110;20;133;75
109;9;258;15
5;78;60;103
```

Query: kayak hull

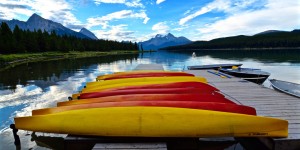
79;88;223;99
15;107;288;137
97;72;195;80
86;76;207;88
59;93;235;107
34;101;256;116
82;81;218;93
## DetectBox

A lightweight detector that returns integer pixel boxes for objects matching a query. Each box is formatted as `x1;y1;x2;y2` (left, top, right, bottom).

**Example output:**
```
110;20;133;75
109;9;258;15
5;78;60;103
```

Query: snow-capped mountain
139;33;192;50
0;14;94;39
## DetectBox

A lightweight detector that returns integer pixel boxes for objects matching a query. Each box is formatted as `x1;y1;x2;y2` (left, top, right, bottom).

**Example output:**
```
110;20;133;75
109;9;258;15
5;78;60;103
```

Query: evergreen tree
13;25;26;53
140;44;144;51
134;42;139;50
0;22;138;54
0;22;13;53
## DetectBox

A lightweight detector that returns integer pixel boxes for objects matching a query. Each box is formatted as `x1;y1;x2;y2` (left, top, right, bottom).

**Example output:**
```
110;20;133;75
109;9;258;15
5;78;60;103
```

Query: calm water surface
0;50;299;149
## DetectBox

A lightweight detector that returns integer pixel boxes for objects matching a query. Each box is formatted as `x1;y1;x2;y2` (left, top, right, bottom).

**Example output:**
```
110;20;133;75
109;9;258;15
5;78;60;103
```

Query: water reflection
0;54;139;90
171;49;300;63
0;50;299;149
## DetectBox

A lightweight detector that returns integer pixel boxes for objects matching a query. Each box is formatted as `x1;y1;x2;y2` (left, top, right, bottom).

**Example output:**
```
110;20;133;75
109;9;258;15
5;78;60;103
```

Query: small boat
187;64;242;70
15;107;288;137
82;81;218;93
219;68;270;84
58;93;236;107
87;76;207;88
97;72;195;80
269;79;300;98
79;87;223;99
33;101;257;116
192;52;196;57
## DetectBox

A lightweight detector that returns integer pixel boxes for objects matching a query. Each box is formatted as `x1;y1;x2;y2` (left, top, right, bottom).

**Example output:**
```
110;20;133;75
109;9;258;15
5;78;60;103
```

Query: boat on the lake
187;64;242;70
270;79;300;98
218;67;270;84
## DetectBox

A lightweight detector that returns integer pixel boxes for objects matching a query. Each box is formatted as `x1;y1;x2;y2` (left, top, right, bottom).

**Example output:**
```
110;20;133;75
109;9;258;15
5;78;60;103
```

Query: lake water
0;49;299;149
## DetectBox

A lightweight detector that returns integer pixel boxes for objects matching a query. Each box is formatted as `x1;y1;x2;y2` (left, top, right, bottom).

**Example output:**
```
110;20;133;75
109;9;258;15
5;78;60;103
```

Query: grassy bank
0;51;140;71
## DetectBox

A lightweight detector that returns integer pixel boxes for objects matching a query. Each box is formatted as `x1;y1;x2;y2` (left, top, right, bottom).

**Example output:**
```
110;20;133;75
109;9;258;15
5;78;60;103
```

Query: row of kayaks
14;70;288;138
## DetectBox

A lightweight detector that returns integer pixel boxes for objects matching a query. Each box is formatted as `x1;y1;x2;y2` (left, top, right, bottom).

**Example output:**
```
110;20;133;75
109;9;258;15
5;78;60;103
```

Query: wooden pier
65;64;300;150
184;70;300;140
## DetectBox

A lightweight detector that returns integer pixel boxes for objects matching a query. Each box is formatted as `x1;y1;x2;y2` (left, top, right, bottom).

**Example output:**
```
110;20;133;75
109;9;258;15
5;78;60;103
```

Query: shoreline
0;51;150;71
161;47;300;51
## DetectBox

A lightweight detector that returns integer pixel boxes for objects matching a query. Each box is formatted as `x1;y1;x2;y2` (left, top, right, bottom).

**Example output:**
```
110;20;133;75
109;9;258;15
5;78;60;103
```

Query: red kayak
79;87;224;99
35;101;256;116
97;72;195;80
58;93;235;107
82;82;219;93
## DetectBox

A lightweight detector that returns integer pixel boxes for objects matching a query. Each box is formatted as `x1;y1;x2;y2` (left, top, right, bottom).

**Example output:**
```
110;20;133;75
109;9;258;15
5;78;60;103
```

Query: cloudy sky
0;0;299;42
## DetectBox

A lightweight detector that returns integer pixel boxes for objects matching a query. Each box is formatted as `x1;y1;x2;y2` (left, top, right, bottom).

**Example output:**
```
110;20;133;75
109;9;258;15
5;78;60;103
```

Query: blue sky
0;0;299;42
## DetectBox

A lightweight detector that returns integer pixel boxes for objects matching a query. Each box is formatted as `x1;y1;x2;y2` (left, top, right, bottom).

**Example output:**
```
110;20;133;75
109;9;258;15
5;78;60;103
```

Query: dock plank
130;66;300;140
185;69;300;140
134;64;164;70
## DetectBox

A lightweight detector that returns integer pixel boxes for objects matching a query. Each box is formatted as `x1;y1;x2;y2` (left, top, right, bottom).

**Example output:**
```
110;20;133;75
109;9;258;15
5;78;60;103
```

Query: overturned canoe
33;101;256;116
187;64;243;70
97;72;195;80
81;81;218;93
86;76;207;88
15;107;288;137
79;87;223;99
59;93;235;107
270;79;300;98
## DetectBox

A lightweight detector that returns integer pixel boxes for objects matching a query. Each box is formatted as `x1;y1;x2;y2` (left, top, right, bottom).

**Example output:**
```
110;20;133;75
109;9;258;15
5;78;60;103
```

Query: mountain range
0;14;193;49
161;29;300;50
0;14;97;40
139;33;192;50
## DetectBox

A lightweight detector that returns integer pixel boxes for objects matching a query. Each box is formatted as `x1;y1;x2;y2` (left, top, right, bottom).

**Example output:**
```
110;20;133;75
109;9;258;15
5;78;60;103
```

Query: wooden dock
184;69;300;140
133;64;300;140
65;64;300;150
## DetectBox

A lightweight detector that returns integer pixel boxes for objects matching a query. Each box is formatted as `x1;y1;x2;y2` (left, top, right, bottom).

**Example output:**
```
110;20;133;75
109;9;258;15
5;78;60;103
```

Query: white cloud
0;0;83;30
93;24;136;41
196;0;300;40
152;22;170;34
87;10;149;29
94;0;144;8
156;0;166;5
0;0;33;20
179;0;231;25
29;0;82;28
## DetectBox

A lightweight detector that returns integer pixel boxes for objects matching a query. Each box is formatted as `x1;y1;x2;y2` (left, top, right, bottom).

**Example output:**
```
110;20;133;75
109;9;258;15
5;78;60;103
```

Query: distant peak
30;13;42;19
80;28;89;32
154;33;175;38
27;13;44;22
79;27;98;40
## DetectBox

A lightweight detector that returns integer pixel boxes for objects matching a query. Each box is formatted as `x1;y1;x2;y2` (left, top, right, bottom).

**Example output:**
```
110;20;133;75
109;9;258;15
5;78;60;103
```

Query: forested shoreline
161;30;300;50
0;22;139;54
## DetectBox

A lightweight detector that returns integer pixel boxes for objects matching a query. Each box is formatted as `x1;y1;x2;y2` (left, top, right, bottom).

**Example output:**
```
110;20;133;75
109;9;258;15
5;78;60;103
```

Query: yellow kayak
15;107;288;137
113;70;178;74
81;80;208;93
96;71;194;80
86;76;207;89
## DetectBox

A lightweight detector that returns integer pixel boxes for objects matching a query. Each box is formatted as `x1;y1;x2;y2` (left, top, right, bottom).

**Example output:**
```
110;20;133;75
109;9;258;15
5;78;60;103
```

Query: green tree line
161;30;300;50
0;22;139;54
